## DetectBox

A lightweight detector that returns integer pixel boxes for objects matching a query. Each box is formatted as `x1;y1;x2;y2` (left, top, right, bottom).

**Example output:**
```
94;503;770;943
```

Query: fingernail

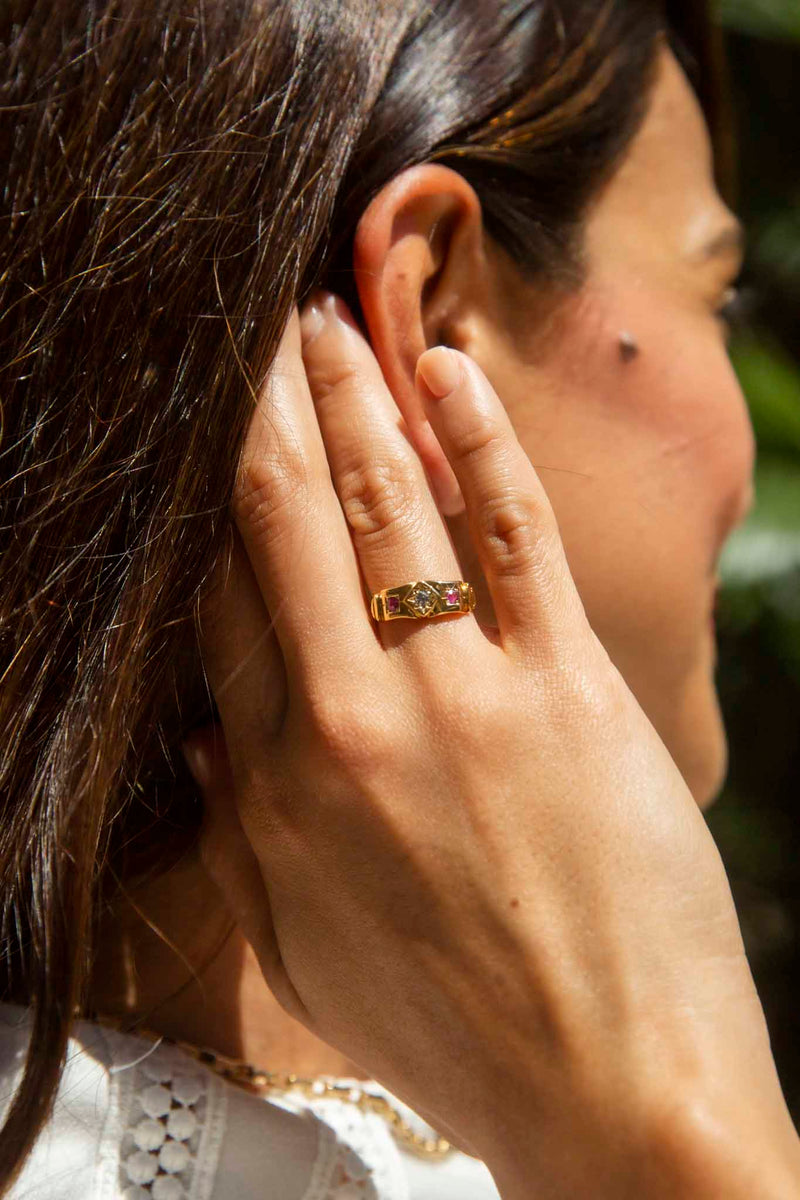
417;346;462;399
299;299;325;347
180;734;215;791
300;292;360;348
321;291;361;333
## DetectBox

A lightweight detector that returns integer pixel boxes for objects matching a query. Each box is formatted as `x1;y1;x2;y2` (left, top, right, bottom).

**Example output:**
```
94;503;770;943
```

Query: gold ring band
369;580;477;622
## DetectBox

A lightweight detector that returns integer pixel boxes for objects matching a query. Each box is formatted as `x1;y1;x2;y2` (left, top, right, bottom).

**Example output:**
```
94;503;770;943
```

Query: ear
353;165;490;515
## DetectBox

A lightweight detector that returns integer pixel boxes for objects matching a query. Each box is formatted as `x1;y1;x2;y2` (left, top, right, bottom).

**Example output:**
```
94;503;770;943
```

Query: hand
183;293;798;1197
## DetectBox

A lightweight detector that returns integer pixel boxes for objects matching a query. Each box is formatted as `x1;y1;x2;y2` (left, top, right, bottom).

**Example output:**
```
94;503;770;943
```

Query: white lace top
0;1006;501;1199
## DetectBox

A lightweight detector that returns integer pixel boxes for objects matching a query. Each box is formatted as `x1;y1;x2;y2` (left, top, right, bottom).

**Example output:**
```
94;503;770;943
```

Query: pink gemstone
387;595;400;614
444;588;459;607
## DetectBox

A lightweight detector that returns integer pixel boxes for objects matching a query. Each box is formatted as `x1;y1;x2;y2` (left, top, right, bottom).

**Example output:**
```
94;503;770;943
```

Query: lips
710;481;755;580
733;481;756;530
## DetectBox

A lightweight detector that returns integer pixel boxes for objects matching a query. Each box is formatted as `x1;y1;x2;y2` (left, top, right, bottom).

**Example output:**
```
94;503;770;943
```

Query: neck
89;849;369;1080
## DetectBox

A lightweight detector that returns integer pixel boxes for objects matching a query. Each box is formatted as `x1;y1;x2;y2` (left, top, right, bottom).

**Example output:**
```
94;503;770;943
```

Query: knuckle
304;687;390;775
449;417;505;469
305;355;359;402
337;458;421;543
478;491;540;578
232;456;313;547
541;652;621;733
233;456;302;529
419;666;509;743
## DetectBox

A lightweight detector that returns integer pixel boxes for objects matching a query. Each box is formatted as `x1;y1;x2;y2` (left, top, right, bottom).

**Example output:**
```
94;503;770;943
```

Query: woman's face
450;48;755;809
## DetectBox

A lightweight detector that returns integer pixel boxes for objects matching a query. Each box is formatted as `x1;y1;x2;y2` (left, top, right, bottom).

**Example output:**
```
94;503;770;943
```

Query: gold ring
369;580;477;622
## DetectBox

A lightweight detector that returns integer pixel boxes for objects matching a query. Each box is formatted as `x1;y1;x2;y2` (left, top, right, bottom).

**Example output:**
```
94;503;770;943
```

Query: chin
631;640;730;812
692;733;728;812
616;626;730;812
674;681;730;812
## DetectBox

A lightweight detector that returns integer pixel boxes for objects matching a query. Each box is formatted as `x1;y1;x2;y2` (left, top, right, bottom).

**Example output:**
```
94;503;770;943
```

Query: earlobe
352;165;486;515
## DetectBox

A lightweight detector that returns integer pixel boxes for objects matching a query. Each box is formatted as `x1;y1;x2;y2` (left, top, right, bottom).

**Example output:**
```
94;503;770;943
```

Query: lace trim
300;1115;379;1200
108;1028;406;1200
323;1131;377;1198
117;1043;211;1200
281;1089;408;1200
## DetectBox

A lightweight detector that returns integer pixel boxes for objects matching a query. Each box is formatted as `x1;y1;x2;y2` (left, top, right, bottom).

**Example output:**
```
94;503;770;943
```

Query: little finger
416;347;587;661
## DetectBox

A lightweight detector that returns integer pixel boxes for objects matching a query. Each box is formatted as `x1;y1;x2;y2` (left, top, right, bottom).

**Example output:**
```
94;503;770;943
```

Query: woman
1;0;799;1195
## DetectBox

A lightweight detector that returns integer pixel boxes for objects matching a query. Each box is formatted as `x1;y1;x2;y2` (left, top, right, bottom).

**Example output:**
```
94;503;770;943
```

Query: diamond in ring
406;583;437;617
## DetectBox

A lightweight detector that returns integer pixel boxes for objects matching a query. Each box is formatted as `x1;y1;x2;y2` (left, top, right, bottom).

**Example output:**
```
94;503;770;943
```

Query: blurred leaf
708;790;790;878
729;333;800;455
767;584;800;689
720;0;800;41
720;454;800;586
754;206;800;291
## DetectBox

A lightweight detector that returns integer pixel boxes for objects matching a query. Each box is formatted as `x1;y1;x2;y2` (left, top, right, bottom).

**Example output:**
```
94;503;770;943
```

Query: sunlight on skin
91;47;755;1079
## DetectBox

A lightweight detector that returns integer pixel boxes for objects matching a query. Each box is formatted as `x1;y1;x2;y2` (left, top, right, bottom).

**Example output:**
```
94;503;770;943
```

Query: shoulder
0;1004;117;1198
0;1007;499;1199
0;1007;375;1200
0;1006;309;1199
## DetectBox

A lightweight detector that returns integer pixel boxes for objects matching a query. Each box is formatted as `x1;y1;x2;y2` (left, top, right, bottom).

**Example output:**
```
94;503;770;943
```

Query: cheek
512;296;755;661
487;279;755;804
600;311;755;578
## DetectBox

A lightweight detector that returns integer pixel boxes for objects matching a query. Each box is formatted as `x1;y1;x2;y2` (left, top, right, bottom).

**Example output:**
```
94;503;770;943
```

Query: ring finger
300;292;476;651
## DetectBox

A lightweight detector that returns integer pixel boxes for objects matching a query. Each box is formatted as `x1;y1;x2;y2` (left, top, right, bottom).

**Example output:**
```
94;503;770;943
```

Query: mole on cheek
618;331;640;363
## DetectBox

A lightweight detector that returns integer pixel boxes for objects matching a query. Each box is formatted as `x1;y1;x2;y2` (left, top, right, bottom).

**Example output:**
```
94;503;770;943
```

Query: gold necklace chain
85;1013;454;1161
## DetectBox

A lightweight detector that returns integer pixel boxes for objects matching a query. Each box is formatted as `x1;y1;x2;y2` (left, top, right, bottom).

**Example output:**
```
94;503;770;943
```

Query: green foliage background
711;0;800;1115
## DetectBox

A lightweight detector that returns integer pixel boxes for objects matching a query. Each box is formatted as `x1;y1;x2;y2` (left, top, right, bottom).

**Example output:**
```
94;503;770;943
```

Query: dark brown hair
0;0;730;1189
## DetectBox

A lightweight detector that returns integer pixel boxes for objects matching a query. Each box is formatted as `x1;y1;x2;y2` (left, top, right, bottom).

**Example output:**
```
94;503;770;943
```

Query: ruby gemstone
444;588;459;607
387;595;400;614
